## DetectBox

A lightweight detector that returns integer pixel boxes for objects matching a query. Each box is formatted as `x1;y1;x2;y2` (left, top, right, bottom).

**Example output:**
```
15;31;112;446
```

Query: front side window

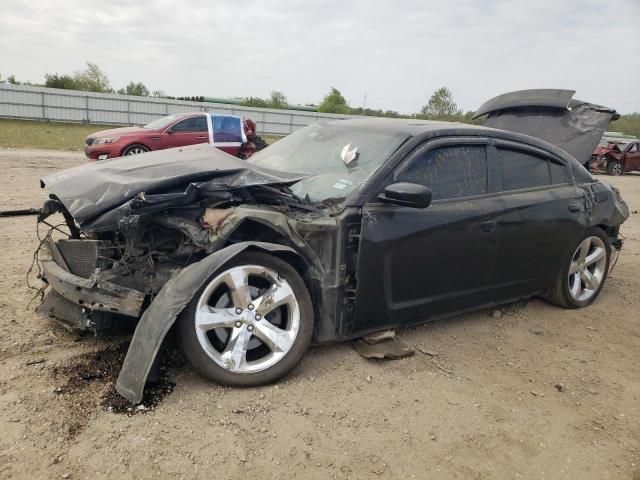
628;143;639;153
171;116;207;132
395;145;488;201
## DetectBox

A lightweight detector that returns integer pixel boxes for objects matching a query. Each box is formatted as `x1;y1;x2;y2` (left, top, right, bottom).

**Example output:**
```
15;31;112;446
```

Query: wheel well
596;224;619;242
225;219;311;278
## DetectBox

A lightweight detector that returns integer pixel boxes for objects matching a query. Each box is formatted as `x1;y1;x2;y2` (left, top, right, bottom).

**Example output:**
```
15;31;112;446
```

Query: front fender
115;241;301;403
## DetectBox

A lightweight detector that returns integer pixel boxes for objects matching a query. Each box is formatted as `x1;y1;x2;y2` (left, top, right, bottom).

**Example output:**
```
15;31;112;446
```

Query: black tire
606;159;623;176
547;228;611;309
177;251;313;386
122;144;150;156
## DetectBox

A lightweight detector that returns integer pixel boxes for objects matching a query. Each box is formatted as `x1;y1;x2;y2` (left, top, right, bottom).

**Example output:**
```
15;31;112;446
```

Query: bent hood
474;89;619;166
41;144;307;227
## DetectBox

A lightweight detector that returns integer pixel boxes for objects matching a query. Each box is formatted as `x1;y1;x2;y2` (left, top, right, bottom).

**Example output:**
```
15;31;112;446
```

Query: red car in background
590;139;640;175
84;113;266;161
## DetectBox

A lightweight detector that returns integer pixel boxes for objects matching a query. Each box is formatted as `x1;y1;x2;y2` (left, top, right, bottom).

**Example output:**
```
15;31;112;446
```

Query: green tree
420;87;462;120
268;90;288;109
240;96;270;108
44;73;79;89
74;62;112;93
44;62;112;93
118;81;150;96
318;87;350;114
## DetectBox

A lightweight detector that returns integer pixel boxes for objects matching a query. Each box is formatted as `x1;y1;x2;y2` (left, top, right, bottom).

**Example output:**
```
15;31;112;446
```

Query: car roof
327;117;581;165
325;117;470;135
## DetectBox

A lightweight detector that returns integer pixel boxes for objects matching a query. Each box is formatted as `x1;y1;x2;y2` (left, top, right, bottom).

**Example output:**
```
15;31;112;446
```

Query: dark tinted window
498;148;549;191
172;116;207;132
396;145;487;200
549;160;567;184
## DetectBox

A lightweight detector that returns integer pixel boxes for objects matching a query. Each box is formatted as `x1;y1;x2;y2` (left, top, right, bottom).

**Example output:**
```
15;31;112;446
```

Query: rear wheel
122;144;149;156
547;229;610;308
177;252;313;386
606;159;623;176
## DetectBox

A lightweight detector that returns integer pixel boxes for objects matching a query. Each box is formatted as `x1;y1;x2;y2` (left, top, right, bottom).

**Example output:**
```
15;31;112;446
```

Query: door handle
479;220;497;233
196;136;208;139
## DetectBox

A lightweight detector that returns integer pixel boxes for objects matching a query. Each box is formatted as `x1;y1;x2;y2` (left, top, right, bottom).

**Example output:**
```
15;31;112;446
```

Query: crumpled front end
36;238;145;333
34;147;344;402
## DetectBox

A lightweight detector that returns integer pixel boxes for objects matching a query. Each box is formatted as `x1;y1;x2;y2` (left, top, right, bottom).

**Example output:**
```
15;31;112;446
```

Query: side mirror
378;182;432;208
166;128;174;135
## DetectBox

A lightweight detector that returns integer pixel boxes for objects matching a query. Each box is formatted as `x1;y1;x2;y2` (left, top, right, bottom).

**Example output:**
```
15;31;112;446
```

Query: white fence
0;83;356;136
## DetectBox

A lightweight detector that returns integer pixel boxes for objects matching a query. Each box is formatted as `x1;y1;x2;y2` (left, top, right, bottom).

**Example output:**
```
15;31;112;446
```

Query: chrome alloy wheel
568;236;607;302
194;265;300;373
611;162;623;176
126;146;147;155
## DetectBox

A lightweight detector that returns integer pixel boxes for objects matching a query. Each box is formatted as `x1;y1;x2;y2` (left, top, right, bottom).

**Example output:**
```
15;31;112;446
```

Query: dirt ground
0;148;638;480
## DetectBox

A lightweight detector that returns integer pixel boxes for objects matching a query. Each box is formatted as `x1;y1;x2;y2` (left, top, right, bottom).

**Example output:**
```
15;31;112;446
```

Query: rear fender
115;241;303;403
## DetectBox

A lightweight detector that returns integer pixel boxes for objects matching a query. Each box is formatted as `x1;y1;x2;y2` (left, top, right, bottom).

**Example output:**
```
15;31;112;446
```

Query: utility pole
362;93;367;115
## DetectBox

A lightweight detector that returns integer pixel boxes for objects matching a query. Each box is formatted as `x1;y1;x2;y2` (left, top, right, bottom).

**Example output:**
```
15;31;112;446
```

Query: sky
1;0;639;114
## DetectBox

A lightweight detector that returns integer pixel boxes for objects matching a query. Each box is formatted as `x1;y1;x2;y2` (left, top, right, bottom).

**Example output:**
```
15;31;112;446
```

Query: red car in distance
84;113;264;161
590;139;640;175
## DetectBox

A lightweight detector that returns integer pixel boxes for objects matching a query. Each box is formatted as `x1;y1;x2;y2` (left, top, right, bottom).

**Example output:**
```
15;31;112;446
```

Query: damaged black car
34;89;629;403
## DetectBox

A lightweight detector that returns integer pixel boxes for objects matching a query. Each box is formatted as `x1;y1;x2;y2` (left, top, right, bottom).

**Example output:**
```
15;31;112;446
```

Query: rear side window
498;148;567;191
172;116;207;132
396;145;487;200
549;160;567;184
498;148;548;190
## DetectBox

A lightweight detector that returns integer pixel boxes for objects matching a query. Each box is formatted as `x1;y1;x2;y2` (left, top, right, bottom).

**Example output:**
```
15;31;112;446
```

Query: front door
352;140;503;335
161;115;209;150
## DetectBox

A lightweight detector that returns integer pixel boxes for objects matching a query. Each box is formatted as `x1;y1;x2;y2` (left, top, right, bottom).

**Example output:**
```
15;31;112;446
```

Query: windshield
144;114;180;130
248;123;407;202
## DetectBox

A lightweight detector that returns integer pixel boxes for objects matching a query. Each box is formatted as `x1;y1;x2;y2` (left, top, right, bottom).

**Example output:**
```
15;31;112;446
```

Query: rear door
161;115;209;149
624;142;640;172
490;141;585;298
353;138;503;334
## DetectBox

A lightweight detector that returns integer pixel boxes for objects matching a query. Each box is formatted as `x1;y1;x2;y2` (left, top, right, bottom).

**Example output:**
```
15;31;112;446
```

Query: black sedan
36;90;628;403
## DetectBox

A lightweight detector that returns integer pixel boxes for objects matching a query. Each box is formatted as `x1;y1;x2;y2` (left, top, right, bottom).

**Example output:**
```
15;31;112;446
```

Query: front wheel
547;229;610;309
606;160;623;176
122;144;150;156
177;251;313;386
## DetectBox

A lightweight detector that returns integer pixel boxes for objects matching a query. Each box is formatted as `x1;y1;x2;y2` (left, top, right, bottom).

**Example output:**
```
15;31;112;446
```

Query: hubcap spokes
568;236;607;302
194;265;300;373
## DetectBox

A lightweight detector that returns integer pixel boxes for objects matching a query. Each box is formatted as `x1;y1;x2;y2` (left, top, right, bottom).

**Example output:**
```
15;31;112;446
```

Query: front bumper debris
37;239;146;331
40;260;145;318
